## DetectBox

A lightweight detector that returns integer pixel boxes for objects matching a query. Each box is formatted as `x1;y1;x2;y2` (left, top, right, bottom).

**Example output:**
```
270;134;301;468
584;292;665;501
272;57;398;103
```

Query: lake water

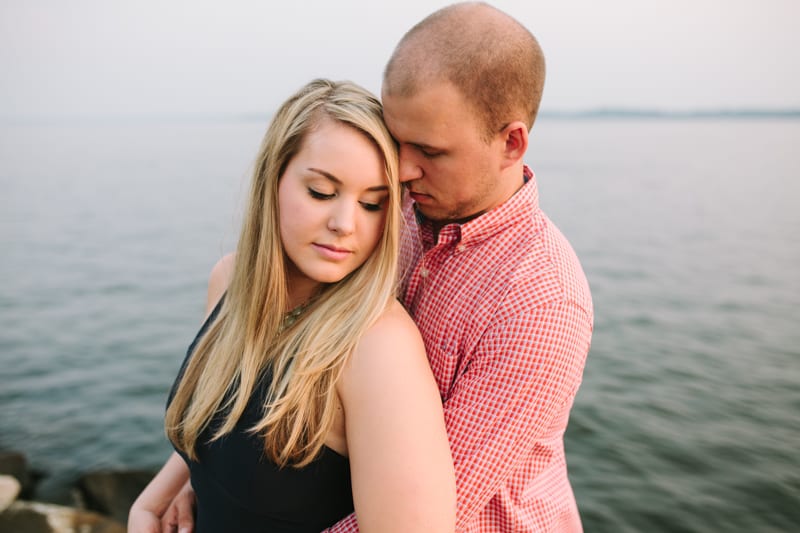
1;117;798;531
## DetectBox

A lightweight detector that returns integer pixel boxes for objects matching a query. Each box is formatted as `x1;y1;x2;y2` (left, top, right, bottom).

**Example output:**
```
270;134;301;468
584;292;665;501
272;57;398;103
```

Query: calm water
1;118;798;531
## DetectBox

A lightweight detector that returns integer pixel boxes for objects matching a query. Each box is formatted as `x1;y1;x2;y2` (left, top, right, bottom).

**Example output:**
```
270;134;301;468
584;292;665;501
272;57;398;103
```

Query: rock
0;500;125;533
0;451;36;498
76;469;156;525
0;475;21;512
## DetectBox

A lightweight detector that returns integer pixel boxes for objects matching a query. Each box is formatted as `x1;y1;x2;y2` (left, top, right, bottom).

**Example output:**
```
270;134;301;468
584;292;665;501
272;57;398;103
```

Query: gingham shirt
328;167;593;532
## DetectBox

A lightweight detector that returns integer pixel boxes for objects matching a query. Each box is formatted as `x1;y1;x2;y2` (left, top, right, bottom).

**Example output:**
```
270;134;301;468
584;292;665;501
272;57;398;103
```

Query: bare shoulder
205;253;235;316
364;299;420;341
337;300;454;532
342;300;430;385
358;300;424;359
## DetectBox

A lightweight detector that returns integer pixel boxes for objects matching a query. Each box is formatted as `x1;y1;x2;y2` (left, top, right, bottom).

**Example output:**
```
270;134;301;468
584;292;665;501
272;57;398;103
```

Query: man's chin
413;204;442;221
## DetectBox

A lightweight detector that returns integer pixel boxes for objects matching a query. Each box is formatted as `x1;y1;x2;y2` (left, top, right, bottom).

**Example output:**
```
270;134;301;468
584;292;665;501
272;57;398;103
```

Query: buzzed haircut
384;2;546;140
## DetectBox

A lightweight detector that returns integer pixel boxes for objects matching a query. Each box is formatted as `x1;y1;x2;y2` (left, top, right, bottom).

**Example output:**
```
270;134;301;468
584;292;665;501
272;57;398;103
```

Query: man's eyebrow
307;167;388;192
410;142;443;153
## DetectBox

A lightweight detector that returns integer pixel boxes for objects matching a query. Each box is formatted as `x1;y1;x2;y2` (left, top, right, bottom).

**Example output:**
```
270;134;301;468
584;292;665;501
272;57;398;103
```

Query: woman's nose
327;201;356;235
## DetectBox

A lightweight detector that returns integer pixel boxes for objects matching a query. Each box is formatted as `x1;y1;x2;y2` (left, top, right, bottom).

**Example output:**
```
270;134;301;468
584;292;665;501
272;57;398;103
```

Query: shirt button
420;268;429;278
456;244;466;253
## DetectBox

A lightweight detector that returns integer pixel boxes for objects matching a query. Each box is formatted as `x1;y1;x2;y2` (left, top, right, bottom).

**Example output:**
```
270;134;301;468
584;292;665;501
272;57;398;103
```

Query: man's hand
160;482;196;533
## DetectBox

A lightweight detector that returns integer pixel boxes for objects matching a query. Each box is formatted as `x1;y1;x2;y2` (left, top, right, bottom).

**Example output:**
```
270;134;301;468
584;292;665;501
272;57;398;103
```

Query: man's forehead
384;84;461;121
382;106;441;148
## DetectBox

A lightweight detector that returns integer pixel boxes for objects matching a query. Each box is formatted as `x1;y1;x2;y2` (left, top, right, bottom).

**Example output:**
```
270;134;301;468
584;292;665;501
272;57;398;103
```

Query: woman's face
278;119;389;303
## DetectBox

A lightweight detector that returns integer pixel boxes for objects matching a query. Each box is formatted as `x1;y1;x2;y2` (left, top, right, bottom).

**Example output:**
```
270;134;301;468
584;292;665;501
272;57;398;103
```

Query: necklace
281;302;307;331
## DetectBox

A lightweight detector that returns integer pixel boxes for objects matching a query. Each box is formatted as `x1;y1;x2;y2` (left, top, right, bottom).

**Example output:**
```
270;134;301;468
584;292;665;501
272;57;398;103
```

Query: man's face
382;82;507;224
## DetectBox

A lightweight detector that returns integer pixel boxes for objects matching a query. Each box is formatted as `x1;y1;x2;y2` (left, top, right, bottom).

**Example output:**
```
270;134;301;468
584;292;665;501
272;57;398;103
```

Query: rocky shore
0;450;156;532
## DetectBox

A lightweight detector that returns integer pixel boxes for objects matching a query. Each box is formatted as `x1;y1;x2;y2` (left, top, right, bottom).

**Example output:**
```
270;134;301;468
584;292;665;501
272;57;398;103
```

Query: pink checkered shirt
328;167;593;532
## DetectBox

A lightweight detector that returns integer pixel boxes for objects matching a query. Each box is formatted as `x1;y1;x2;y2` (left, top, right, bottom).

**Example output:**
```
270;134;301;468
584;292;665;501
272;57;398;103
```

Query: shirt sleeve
324;512;358;532
446;298;592;530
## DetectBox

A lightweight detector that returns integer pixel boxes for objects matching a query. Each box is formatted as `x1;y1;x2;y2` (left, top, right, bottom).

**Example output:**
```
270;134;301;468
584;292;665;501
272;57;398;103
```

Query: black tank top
168;297;354;532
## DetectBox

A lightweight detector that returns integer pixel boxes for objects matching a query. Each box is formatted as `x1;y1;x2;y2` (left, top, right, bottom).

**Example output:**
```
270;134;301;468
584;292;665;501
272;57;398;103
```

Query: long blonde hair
166;79;401;467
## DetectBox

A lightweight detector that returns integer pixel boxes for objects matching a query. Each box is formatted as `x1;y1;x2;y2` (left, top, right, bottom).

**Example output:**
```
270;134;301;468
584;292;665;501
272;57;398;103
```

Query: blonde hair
166;79;400;467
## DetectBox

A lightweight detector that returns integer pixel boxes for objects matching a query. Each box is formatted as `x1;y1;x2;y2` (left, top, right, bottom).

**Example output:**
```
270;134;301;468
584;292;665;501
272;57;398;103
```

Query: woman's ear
499;121;529;169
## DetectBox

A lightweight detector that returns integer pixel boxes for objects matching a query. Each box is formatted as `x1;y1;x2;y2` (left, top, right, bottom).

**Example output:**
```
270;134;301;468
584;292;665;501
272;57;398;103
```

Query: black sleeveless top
168;297;354;532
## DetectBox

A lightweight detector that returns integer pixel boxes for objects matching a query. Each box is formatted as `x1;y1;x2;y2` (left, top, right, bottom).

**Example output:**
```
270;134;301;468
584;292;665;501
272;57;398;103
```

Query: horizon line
2;107;799;124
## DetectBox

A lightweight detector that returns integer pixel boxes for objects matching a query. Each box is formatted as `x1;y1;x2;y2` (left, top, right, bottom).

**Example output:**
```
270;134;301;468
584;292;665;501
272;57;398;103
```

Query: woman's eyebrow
308;167;389;192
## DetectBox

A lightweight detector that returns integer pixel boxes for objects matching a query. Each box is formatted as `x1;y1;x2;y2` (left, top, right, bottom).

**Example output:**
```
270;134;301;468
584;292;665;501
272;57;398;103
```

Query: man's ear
499;121;529;169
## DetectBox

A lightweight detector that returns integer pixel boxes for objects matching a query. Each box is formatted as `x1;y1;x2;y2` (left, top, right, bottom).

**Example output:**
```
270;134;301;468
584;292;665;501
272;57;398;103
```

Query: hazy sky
2;0;798;117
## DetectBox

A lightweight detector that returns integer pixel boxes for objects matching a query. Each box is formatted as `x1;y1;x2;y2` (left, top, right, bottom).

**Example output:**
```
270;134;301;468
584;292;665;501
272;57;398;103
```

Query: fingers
160;502;178;533
158;480;196;533
169;484;196;533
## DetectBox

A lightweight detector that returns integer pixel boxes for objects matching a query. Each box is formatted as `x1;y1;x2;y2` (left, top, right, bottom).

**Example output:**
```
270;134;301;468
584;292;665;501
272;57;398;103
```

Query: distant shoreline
2;108;799;125
539;108;800;120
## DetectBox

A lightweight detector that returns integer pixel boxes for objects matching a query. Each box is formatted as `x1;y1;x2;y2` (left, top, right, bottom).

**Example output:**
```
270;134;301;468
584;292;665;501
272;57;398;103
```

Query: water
2;117;798;531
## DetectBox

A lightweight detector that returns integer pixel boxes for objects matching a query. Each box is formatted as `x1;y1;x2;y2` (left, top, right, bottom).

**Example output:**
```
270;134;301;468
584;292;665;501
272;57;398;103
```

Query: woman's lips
312;243;353;261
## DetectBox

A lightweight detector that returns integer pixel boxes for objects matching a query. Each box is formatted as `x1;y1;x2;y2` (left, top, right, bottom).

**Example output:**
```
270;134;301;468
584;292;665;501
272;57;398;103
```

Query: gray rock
76;469;156;524
0;451;36;498
0;500;125;533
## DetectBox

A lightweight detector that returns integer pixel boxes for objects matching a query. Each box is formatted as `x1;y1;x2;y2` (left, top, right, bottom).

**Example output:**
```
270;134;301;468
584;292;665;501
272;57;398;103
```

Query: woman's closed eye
359;200;384;212
309;188;385;212
308;188;335;200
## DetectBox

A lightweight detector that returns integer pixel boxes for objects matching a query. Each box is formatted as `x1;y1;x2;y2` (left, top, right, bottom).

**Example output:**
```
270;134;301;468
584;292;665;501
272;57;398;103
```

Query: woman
128;79;456;532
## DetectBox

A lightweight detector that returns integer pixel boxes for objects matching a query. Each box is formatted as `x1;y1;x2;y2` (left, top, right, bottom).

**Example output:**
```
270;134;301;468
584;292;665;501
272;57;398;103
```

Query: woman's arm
130;254;235;532
337;301;456;533
128;452;190;532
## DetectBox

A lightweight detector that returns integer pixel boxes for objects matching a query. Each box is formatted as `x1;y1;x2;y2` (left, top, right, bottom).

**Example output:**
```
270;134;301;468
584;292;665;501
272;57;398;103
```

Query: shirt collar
411;165;539;250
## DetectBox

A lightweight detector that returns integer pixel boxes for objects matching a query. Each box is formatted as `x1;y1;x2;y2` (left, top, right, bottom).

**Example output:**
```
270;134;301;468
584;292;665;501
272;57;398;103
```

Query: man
164;2;592;531
327;3;593;531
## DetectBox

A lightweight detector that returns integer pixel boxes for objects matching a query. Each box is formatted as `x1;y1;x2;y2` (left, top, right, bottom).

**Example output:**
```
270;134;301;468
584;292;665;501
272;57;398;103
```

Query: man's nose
398;146;423;183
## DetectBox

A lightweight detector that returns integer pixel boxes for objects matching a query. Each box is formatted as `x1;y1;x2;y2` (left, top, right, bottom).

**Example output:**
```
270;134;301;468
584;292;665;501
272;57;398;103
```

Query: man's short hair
384;2;546;140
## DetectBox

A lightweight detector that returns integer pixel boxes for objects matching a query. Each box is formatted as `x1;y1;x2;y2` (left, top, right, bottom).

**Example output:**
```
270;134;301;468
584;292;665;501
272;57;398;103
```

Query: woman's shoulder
344;300;427;380
205;253;235;316
361;299;422;348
